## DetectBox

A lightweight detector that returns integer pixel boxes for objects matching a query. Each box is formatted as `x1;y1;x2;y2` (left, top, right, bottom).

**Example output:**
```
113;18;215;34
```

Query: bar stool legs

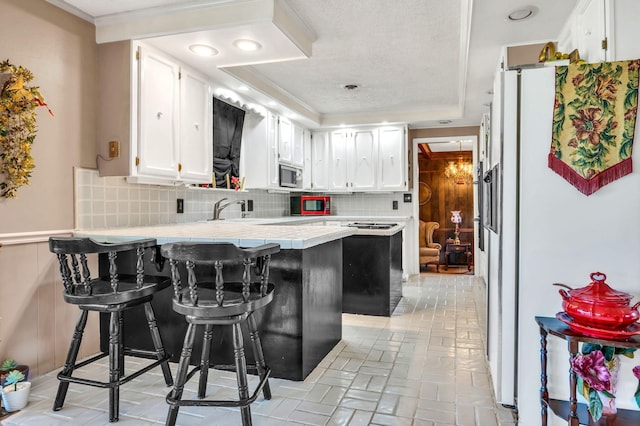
143;302;174;385
198;324;214;399
108;311;121;422
165;318;272;426
166;323;197;426
53;310;89;412
247;313;271;401
54;303;173;422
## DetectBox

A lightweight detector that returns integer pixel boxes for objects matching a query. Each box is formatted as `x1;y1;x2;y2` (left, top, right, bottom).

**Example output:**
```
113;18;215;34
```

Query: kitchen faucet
212;198;245;220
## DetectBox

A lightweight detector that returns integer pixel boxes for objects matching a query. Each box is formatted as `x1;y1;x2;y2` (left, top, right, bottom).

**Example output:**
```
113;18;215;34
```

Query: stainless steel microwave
279;164;302;188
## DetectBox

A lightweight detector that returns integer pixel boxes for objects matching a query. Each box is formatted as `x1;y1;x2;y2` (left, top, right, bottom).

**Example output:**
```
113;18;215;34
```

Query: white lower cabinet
97;41;212;185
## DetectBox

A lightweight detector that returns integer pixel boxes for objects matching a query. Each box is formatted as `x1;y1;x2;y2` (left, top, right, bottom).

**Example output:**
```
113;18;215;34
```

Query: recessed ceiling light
233;39;262;51
188;44;218;57
507;7;535;21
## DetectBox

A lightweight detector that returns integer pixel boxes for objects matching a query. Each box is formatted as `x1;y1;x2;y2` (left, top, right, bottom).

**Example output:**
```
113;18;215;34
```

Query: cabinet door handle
194;123;199;130
157;112;163;119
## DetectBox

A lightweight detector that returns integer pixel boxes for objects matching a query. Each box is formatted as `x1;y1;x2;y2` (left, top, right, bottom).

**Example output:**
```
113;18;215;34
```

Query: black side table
444;243;472;271
535;316;640;425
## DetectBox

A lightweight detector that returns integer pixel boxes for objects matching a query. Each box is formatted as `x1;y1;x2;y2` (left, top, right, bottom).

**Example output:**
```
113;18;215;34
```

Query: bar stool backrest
160;242;280;314
49;237;159;297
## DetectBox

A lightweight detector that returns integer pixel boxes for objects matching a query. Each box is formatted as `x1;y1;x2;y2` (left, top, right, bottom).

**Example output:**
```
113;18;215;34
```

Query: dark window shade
212;98;245;188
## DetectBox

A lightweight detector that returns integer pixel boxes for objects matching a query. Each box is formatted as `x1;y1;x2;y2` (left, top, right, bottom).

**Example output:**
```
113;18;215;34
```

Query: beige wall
0;0;97;233
0;0;99;377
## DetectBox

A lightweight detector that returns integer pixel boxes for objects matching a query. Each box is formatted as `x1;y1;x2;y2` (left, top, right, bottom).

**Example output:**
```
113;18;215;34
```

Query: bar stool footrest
57;353;171;389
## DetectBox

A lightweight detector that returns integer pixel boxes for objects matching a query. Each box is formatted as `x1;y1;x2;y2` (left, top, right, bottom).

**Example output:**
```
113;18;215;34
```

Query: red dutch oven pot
555;272;640;330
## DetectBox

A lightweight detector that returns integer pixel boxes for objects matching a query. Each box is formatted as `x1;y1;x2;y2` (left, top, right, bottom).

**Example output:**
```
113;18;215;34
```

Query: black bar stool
49;237;174;422
160;242;280;426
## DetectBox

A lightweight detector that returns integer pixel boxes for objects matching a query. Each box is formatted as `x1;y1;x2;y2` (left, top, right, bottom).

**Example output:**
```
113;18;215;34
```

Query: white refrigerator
486;64;640;425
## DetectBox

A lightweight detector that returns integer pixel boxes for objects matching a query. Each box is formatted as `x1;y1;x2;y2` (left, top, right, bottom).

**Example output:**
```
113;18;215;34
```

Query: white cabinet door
267;111;280;188
179;68;212;183
329;130;350;190
311;131;330;190
577;0;607;62
349;128;377;190
278;117;293;164
292;124;305;167
302;129;312;190
378;125;407;190
137;46;180;179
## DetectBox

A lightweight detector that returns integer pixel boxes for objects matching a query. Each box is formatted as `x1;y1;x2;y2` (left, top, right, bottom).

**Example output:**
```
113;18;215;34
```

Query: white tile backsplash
74;168;412;230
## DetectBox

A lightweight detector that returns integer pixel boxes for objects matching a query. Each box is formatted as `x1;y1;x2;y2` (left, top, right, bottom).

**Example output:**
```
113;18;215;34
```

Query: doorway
411;134;477;274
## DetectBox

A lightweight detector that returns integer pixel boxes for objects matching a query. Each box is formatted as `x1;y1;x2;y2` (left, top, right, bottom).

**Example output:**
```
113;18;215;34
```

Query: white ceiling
46;0;579;138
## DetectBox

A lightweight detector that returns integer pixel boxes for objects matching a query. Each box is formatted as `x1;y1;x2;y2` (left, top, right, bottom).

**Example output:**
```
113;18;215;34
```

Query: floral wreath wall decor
0;59;53;198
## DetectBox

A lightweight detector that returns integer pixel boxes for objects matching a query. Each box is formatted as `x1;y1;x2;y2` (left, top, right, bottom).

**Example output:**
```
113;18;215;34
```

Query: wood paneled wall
418;152;474;249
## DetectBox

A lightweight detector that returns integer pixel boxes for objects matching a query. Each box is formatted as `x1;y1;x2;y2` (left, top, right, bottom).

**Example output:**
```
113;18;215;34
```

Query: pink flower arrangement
571;344;640;421
572;350;611;391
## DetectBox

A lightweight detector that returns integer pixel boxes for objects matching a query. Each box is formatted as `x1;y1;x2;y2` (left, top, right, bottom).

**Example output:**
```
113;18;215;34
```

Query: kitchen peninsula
76;221;356;381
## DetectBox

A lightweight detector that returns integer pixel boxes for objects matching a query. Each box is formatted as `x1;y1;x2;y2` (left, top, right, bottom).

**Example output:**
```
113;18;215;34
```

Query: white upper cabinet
378;125;407;190
310;125;407;192
97;41;212;185
243;110;280;190
329;128;376;191
178;67;212;182
292;123;305;167
137;46;180;179
277;117;293;164
310;131;330;190
329;129;350;190
302;129;312;190
348;128;377;190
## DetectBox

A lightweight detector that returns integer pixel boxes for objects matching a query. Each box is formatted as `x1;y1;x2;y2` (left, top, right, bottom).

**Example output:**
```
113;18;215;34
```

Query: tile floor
1;273;518;425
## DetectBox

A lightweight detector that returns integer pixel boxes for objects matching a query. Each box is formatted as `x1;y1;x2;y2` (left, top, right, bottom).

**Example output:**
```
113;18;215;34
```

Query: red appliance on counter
290;195;331;216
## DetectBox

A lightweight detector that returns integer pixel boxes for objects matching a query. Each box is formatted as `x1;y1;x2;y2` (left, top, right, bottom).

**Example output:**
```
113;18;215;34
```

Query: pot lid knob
569;271;632;303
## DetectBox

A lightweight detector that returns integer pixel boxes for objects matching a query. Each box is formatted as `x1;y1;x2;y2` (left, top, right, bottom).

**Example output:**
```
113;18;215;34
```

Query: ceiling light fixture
188;44;218;57
233;39;262;51
343;84;359;91
444;141;473;185
507;7;535;21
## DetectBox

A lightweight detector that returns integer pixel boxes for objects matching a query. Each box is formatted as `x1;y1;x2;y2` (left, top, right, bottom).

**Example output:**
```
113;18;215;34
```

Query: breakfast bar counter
76;222;356;381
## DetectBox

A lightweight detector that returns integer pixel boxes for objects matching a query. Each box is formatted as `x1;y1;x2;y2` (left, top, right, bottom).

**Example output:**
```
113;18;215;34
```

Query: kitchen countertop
75;216;406;249
222;215;407;236
75;221;355;249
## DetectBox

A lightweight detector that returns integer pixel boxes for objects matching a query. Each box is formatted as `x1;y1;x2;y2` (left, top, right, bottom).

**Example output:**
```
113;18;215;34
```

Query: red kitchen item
554;272;640;330
556;311;640;339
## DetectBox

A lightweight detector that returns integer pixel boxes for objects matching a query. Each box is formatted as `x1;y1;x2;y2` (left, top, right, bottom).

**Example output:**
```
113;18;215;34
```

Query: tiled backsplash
75;168;412;230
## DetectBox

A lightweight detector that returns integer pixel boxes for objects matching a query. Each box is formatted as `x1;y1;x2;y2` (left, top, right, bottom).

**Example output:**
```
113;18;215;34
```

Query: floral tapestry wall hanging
549;60;639;196
0;60;53;198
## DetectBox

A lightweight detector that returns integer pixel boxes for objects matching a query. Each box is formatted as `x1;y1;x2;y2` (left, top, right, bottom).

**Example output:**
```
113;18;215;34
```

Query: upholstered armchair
419;220;441;271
